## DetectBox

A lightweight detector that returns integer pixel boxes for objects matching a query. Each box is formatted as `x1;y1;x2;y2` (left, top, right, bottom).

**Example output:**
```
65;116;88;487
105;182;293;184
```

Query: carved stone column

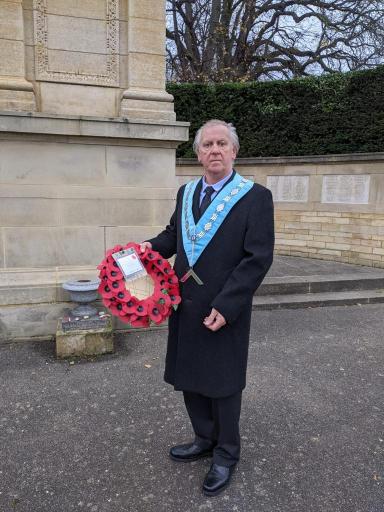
120;0;175;120
0;0;36;111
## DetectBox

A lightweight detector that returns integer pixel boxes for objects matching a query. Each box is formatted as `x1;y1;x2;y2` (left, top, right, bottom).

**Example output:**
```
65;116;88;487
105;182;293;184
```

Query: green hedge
167;66;384;158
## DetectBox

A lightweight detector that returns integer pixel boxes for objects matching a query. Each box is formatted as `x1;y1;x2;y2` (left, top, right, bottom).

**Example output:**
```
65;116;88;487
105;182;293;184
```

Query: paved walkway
253;256;384;309
269;255;384;278
1;303;383;512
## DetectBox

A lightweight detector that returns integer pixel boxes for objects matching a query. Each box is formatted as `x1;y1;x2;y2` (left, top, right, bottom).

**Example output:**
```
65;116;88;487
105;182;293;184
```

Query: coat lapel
192;180;202;224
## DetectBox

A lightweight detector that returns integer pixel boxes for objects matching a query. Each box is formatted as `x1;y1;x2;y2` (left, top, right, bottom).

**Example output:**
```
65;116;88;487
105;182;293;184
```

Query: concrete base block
56;317;113;358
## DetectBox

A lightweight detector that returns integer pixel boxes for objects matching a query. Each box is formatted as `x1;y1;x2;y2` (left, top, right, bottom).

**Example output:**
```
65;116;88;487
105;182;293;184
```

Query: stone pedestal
0;0;189;341
56;316;113;358
0;113;188;340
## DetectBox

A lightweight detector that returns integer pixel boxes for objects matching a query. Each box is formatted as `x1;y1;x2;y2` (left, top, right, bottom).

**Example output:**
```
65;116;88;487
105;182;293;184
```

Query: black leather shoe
169;442;213;462
202;463;235;496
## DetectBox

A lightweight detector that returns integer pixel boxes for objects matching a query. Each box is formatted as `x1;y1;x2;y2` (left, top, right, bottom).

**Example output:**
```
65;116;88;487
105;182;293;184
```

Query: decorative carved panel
33;0;119;87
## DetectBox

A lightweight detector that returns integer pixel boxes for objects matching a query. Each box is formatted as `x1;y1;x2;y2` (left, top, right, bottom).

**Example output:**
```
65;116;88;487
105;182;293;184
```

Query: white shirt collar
202;171;233;192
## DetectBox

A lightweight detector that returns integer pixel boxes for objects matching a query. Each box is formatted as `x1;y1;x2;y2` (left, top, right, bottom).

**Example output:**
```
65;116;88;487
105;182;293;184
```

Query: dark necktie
199;186;215;218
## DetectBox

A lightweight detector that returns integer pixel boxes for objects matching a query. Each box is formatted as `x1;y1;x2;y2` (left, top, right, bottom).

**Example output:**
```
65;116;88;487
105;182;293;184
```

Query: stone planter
62;278;100;317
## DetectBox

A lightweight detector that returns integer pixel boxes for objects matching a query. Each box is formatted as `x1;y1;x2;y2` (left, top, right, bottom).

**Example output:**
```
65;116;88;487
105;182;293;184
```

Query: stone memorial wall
177;154;384;269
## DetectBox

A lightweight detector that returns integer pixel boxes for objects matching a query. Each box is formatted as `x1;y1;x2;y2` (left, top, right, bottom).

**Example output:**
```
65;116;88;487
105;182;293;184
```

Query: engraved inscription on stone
267;175;309;202
322;175;370;204
33;0;119;86
62;316;109;332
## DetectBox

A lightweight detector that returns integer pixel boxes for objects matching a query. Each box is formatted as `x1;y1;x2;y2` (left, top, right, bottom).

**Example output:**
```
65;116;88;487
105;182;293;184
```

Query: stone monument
0;0;189;341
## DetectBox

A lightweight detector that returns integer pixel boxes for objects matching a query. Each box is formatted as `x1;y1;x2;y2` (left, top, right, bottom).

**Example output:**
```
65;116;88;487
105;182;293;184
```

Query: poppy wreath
97;242;180;328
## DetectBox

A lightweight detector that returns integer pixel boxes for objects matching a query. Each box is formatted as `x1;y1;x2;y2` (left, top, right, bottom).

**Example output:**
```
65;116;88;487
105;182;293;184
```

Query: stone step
256;273;384;296
252;288;384;310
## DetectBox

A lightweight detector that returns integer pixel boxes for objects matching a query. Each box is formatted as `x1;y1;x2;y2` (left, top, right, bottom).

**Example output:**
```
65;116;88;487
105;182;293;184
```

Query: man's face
197;125;237;182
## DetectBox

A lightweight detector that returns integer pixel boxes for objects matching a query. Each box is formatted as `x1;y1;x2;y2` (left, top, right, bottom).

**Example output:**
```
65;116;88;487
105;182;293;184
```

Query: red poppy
156;277;171;290
135;302;149;317
122;298;139;314
99;281;114;299
159;294;172;307
118;314;132;324
145;251;156;261
152;257;168;272
108;279;126;293
149;303;166;323
99;268;108;278
106;244;123;257
108;302;123;316
105;257;119;271
102;297;114;308
152;289;171;306
106;267;123;281
131;316;150;328
162;265;175;276
168;286;179;298
115;289;131;302
169;293;181;305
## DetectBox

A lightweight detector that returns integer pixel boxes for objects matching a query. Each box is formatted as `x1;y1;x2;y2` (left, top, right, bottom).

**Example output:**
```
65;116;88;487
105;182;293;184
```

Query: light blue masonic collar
181;172;253;270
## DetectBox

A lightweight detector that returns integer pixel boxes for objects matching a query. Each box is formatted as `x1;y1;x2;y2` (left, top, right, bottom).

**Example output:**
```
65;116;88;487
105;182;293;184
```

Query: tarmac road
0;304;383;512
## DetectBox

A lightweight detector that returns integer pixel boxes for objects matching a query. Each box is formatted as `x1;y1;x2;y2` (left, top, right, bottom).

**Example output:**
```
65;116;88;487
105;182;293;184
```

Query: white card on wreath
112;248;147;282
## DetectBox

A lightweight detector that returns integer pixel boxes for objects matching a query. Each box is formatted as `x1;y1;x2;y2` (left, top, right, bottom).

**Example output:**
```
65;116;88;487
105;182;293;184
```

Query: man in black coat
140;119;274;496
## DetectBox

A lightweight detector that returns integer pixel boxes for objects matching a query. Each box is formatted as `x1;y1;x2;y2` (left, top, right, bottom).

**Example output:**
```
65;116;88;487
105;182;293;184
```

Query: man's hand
203;308;226;332
139;241;152;253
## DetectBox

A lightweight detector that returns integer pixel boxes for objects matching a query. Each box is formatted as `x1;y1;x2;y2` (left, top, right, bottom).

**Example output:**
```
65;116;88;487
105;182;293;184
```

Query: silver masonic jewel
180;267;204;285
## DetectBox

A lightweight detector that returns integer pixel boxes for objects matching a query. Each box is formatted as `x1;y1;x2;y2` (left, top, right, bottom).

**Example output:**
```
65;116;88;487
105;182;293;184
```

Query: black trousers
183;390;242;467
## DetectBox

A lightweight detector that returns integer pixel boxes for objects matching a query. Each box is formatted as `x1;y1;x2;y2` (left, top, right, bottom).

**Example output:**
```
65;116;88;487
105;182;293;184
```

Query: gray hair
193;119;240;154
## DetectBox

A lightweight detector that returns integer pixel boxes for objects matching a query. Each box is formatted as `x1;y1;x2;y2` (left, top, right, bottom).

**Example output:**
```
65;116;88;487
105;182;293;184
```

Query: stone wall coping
177;153;384;166
0;111;190;142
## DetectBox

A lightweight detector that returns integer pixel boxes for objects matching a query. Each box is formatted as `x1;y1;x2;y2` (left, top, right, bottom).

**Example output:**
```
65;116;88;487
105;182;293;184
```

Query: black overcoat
148;172;274;398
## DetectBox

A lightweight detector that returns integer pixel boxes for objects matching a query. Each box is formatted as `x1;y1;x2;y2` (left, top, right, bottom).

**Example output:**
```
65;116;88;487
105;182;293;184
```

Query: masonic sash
181;172;253;282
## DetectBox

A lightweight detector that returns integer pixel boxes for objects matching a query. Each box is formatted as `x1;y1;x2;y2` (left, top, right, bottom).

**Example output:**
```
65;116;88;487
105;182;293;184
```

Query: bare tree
166;0;384;82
